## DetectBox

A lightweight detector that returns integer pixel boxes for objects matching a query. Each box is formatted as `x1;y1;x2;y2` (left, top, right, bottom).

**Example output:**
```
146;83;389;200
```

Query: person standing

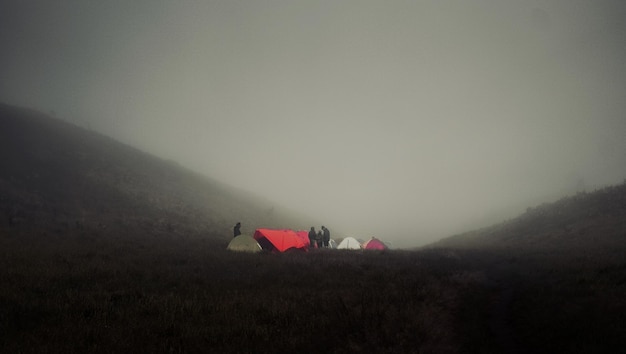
233;222;241;237
316;230;323;248
308;227;317;248
322;226;330;248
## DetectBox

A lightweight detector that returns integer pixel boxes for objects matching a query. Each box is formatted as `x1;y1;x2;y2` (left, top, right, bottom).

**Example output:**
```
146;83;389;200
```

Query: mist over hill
2;102;626;352
3;101;625;254
429;181;626;255
0;103;314;243
4;1;626;249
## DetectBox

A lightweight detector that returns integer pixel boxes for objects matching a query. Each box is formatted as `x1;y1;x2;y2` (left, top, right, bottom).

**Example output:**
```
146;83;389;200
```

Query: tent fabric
362;238;387;250
227;235;262;253
337;237;361;250
295;231;311;246
253;228;310;252
328;239;338;249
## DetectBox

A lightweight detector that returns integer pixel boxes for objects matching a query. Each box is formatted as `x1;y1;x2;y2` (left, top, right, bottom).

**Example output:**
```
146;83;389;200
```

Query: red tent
253;229;310;252
362;237;387;250
295;231;311;246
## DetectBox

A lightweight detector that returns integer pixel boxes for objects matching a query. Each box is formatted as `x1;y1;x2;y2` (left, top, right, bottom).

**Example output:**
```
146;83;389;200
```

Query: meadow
0;231;467;353
2;229;625;353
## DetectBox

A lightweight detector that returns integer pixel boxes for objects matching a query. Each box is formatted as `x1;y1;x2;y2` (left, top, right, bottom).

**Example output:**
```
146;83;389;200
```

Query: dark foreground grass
509;253;626;354
1;232;625;353
0;232;473;353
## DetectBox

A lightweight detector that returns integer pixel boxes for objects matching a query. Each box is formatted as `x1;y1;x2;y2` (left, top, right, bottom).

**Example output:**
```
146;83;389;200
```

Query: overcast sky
2;1;625;247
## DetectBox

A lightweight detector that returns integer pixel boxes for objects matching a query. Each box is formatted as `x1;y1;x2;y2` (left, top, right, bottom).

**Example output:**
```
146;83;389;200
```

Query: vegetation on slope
431;181;626;254
1;103;625;352
428;182;626;353
0;103;309;243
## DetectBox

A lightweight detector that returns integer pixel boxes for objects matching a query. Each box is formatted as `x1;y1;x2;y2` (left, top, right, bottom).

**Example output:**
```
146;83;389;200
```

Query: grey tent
227;235;262;253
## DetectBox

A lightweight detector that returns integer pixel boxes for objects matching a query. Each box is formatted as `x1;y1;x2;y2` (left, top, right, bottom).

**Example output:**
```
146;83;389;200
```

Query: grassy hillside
426;183;626;353
430;182;626;255
1;103;625;352
0;103;311;243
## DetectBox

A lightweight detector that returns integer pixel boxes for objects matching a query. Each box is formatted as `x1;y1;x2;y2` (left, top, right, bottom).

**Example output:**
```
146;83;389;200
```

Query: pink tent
253;229;310;252
362;238;387;250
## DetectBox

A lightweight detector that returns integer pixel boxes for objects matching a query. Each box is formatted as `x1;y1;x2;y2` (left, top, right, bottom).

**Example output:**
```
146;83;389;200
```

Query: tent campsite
253;228;310;252
227;235;262;253
337;237;361;250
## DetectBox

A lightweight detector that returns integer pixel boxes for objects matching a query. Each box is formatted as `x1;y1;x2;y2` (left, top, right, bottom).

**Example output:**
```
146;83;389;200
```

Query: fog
2;1;625;247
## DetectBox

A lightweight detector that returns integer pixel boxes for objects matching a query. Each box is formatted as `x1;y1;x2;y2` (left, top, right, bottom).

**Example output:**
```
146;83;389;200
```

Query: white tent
337;237;361;250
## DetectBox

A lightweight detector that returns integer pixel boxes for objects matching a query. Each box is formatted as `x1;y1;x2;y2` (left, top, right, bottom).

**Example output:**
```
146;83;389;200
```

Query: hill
428;181;626;256
2;103;625;353
425;183;626;353
0;103;310;243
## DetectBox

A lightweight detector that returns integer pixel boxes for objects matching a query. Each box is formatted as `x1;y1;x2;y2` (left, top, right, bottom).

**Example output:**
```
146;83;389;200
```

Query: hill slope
0;103;310;243
430;181;626;255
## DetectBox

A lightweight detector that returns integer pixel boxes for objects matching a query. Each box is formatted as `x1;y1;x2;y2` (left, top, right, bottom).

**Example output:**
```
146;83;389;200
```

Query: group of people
308;226;331;248
233;222;331;249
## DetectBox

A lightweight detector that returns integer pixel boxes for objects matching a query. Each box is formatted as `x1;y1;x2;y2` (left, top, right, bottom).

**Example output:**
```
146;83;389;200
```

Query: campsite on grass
228;228;390;253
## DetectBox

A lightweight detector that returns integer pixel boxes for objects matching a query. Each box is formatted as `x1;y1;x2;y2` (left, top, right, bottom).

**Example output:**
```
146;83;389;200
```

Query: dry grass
3;232;624;353
0;233;478;353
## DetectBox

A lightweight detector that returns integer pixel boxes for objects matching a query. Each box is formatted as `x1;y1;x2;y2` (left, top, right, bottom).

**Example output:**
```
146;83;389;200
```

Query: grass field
2;230;625;353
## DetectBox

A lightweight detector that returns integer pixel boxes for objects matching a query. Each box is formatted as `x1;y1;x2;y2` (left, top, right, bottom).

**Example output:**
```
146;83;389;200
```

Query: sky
1;0;626;247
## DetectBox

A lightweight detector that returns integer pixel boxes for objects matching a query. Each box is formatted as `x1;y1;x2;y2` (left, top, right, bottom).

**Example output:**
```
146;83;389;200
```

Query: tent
253;228;310;252
227;235;262;253
337;237;361;250
295;230;311;245
362;237;387;250
328;239;338;249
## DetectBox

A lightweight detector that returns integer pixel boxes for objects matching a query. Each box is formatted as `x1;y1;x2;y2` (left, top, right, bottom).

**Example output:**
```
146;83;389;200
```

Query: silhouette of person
322;226;330;248
316;230;323;248
233;222;241;237
308;227;317;248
